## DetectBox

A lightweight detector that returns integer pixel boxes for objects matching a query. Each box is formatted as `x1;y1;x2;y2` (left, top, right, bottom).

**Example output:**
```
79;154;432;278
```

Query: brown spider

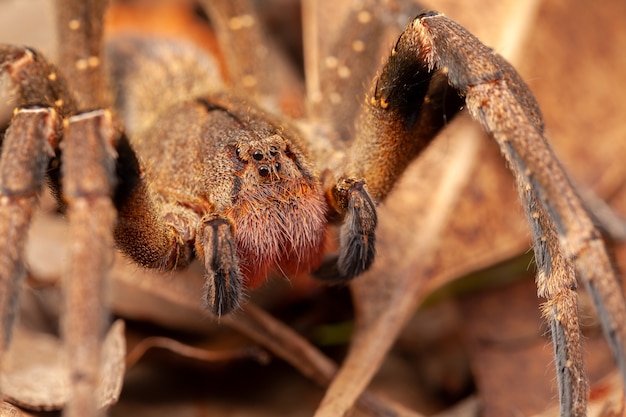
1;0;625;416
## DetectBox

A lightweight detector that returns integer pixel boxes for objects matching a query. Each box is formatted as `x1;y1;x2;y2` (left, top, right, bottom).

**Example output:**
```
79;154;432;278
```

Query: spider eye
258;166;270;177
253;150;264;161
269;146;278;156
236;147;242;156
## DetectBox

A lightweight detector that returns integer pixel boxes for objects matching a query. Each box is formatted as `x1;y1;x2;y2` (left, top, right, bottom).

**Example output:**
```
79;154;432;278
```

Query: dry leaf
111;250;422;416
0;401;35;417
1;320;125;411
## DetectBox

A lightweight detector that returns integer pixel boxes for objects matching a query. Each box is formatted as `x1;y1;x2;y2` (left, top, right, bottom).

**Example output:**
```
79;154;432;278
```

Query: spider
1;0;625;416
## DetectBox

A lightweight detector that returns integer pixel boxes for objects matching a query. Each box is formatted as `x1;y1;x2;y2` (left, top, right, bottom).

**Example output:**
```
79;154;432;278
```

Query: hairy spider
1;0;625;416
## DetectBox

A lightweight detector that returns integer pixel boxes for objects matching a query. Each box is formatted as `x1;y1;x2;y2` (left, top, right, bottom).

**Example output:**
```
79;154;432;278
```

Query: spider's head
232;134;307;184
224;133;328;288
198;96;330;288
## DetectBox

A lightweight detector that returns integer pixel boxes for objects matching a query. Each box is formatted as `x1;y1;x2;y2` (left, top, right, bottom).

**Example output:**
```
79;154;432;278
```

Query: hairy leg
344;11;624;415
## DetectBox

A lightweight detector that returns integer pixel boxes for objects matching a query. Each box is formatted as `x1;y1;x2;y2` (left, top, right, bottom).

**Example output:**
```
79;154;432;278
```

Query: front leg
342;11;626;416
113;134;195;271
195;216;243;316
115;156;243;316
315;178;377;282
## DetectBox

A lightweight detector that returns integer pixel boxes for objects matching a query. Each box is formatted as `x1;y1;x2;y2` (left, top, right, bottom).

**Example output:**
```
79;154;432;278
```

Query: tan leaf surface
1;320;125;411
109;252;424;416
0;401;34;417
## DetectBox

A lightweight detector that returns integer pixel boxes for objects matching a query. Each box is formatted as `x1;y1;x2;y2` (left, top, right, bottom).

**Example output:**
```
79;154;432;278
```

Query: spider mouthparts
227;179;328;288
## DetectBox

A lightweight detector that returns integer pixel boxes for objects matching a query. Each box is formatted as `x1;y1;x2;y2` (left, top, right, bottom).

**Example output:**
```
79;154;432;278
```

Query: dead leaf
0;401;37;417
1;320;125;411
111;251;424;416
459;276;561;416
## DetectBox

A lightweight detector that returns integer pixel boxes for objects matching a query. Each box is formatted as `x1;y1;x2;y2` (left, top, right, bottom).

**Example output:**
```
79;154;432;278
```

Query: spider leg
314;178;377;282
578;187;626;241
198;0;268;95
348;59;464;202
526;184;587;415
112;134;195;272
0;107;60;352
314;19;464;285
61;109;118;417
57;0;110;111
4;1;122;415
112;98;244;317
196;217;242;316
198;0;304;116
113;133;243;317
464;60;624;417
352;11;625;415
0;38;118;417
52;2;121;415
419;11;626;403
0;42;69;384
302;2;393;142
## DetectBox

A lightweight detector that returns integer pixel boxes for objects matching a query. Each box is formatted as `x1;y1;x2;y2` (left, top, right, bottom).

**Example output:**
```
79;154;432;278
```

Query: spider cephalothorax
1;1;625;417
107;85;375;315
